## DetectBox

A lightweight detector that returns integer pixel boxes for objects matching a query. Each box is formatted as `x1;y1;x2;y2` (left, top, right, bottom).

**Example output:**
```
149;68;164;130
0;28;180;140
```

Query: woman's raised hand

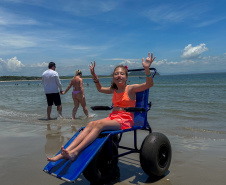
89;61;96;76
142;52;156;69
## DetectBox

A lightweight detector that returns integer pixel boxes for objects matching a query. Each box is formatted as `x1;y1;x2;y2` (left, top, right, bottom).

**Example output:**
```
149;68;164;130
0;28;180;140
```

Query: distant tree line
0;75;109;81
0;71;160;81
0;76;42;81
60;75;111;79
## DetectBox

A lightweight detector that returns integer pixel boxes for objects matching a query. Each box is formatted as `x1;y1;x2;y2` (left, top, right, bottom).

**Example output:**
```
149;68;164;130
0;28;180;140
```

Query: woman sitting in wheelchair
47;52;156;162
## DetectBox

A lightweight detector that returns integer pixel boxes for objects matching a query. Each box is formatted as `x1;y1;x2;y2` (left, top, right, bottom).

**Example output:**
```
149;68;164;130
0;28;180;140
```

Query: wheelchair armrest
91;106;112;111
91;105;148;112
124;107;146;113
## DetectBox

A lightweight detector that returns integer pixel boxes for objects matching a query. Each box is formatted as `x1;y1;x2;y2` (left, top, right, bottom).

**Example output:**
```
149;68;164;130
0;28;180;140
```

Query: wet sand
0;120;225;185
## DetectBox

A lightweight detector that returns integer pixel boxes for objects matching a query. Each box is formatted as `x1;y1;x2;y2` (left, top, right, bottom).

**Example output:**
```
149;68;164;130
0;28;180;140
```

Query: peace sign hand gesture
142;52;156;69
89;61;96;77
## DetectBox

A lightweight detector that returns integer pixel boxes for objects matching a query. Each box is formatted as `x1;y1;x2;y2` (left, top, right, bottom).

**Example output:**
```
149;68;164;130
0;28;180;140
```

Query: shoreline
1;118;225;185
0;76;127;83
1;71;226;83
0;76;111;82
0;79;42;83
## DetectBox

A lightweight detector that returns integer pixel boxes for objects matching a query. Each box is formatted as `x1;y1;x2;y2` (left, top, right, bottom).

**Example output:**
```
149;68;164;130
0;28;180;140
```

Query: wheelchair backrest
133;89;149;128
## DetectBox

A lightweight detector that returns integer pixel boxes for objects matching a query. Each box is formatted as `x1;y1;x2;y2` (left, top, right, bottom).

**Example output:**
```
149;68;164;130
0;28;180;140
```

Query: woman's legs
72;96;79;119
62;119;121;161
72;94;89;118
47;124;93;162
62;122;94;151
80;97;89;117
47;119;121;161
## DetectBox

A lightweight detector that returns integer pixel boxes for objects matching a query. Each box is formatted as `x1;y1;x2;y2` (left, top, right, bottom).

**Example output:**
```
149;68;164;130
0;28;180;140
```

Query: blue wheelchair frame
44;68;159;183
102;87;152;158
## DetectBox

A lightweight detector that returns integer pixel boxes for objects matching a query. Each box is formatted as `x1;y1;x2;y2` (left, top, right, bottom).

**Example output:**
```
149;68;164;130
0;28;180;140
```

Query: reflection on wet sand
45;124;77;157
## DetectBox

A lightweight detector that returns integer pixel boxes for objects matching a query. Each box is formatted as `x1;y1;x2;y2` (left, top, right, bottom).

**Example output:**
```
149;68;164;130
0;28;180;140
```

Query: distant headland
0;76;42;81
0;71;160;81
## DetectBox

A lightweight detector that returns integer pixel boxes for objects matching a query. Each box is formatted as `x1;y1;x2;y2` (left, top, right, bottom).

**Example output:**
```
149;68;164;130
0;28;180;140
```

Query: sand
0;120;225;185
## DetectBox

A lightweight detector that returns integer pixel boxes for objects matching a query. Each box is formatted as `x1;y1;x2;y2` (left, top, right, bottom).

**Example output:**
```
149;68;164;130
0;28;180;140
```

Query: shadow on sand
60;156;171;185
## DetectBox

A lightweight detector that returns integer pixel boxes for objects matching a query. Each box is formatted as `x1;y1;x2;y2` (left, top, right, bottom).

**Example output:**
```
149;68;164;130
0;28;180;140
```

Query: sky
0;0;225;76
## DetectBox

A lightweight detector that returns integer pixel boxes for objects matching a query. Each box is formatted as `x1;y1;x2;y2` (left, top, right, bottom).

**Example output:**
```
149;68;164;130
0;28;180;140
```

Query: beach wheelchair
43;68;172;184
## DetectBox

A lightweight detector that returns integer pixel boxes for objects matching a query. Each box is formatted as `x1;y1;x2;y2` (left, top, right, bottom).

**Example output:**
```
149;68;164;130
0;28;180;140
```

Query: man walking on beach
42;62;63;120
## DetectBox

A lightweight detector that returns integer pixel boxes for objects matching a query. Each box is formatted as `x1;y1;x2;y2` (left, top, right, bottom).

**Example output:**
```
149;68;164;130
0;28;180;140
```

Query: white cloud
152;58;196;67
30;62;48;67
151;53;226;74
119;59;137;66
0;58;6;64
0;57;25;73
107;52;226;75
181;44;208;59
1;53;225;76
153;59;167;66
166;60;195;65
180;60;196;65
0;58;6;70
6;57;25;71
104;58;142;69
110;58;142;69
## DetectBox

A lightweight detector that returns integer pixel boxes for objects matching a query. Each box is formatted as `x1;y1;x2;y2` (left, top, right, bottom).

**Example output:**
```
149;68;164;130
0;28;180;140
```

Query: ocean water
0;72;226;141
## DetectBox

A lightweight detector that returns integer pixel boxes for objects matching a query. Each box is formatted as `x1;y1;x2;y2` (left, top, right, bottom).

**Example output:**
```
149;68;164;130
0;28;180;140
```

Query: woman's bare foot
61;148;79;161
47;153;65;162
68;151;79;161
61;146;69;155
61;146;66;155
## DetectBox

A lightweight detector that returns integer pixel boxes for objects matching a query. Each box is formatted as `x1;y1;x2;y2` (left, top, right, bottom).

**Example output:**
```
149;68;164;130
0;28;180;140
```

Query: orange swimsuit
112;85;136;108
105;86;136;130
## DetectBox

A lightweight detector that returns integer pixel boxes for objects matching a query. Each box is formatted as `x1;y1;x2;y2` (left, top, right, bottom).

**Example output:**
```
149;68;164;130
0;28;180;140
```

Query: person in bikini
47;52;156;162
62;70;89;119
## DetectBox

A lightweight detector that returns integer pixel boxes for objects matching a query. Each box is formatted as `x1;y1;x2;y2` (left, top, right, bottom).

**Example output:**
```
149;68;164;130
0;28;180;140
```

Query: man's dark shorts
46;93;61;106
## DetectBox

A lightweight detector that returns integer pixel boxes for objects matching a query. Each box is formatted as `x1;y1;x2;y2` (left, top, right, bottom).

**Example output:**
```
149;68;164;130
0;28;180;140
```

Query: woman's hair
111;65;128;90
74;70;82;77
